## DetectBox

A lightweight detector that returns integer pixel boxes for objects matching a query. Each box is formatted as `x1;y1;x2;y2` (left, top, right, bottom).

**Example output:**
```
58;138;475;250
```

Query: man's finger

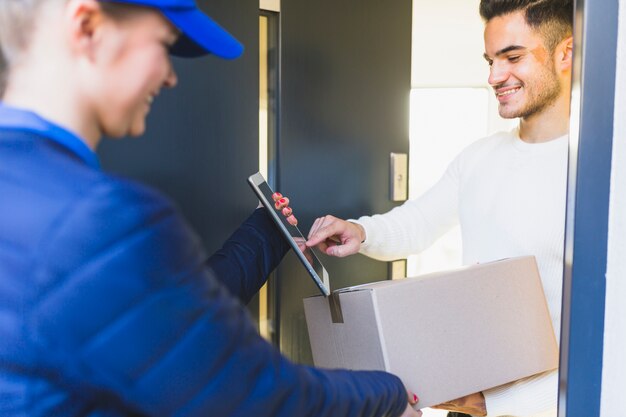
316;240;330;253
326;239;359;257
307;220;342;247
307;217;324;239
308;215;335;240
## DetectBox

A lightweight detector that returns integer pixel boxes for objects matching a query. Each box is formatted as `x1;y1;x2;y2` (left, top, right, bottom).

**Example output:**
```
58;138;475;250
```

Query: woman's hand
400;391;423;417
271;192;298;226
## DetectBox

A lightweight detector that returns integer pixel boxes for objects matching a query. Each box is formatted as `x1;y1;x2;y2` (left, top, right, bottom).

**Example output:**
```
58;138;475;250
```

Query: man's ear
557;35;573;72
64;0;106;60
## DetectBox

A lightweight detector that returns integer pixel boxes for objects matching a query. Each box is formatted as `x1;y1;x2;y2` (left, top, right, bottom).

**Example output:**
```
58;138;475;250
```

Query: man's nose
488;61;508;87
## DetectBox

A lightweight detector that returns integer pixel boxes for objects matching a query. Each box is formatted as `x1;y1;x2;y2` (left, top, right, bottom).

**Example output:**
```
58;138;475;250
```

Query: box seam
371;291;390;370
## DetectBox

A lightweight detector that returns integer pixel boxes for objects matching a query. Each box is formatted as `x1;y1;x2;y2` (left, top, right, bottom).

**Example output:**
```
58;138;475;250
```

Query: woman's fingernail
286;215;298;226
413;394;419;403
282;207;293;217
275;197;290;209
272;192;283;202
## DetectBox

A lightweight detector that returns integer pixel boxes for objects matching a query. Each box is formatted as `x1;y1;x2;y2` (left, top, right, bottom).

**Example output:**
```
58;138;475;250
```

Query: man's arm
481;370;557;416
431;370;557;416
307;161;460;261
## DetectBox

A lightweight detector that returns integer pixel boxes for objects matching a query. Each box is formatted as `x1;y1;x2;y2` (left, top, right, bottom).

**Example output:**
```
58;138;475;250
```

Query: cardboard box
303;256;558;408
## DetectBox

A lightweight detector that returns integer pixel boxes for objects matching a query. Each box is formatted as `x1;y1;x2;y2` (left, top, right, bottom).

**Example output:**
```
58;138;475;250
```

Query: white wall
411;0;513;133
409;0;516;278
601;0;626;415
411;0;486;87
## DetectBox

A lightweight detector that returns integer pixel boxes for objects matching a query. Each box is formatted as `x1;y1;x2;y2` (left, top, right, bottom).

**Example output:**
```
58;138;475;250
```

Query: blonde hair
0;0;53;96
0;0;136;97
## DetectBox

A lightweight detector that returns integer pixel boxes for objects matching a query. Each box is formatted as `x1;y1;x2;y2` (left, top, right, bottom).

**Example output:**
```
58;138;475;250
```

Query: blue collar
0;103;100;169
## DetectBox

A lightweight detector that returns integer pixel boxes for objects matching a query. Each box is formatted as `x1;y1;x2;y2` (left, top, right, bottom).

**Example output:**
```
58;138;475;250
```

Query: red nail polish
413;394;418;403
276;197;290;209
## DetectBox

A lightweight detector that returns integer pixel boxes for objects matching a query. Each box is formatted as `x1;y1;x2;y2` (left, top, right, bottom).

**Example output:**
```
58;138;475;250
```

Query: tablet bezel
247;172;330;296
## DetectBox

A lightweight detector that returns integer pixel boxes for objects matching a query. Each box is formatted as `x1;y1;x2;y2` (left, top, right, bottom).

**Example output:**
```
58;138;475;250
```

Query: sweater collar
511;127;569;153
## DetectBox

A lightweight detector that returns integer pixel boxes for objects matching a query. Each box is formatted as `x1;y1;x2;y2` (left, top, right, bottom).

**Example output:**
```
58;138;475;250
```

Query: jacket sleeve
32;181;408;417
206;208;290;304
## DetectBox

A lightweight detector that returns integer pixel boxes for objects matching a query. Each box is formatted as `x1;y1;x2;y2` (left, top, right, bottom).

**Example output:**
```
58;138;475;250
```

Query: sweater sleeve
32;181;408;417
356;157;460;261
482;370;557;417
206;208;290;304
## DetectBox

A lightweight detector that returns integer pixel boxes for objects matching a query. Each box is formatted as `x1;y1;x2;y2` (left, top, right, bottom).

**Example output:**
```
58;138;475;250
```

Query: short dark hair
479;0;573;52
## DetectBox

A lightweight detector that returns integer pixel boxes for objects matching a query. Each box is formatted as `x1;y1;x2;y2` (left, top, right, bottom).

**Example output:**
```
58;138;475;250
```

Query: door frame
559;0;618;416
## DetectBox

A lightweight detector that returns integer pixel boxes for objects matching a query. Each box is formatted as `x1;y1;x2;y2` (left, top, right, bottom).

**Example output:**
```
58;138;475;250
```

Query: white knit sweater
355;129;568;417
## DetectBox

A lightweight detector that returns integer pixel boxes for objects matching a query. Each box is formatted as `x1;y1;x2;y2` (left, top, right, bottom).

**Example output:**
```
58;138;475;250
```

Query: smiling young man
306;1;573;416
0;1;422;416
482;0;572;142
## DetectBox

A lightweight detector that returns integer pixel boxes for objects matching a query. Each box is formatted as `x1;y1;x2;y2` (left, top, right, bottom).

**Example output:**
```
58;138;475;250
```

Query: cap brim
163;8;243;59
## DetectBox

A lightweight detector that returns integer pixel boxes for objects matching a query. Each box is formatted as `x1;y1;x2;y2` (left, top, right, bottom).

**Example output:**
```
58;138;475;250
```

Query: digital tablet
248;172;330;296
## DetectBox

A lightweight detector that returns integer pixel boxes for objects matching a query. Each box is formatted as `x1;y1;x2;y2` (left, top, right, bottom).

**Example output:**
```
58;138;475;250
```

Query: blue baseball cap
99;0;244;59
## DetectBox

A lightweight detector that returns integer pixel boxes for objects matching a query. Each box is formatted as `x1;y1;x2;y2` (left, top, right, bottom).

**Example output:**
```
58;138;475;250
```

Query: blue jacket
0;117;407;416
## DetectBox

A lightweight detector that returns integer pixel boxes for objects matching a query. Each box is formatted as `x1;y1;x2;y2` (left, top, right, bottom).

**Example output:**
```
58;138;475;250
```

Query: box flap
303;291;386;371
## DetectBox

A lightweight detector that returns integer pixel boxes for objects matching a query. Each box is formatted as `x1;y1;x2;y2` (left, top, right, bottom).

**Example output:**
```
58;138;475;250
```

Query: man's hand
400;391;423;417
431;392;487;416
306;215;365;257
292;237;314;264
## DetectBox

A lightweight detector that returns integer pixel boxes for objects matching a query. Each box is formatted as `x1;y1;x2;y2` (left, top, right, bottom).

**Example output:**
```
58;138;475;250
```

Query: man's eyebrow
483;45;527;61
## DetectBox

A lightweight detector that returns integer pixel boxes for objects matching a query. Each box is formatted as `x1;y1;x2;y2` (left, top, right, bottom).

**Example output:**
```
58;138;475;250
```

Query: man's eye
508;56;521;62
486;59;493;67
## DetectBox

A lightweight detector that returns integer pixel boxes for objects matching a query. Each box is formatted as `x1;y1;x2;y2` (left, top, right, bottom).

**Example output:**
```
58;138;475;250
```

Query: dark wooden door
98;0;260;254
276;0;412;363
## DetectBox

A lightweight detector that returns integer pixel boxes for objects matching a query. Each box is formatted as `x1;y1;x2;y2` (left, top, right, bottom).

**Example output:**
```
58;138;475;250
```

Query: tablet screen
248;172;330;296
